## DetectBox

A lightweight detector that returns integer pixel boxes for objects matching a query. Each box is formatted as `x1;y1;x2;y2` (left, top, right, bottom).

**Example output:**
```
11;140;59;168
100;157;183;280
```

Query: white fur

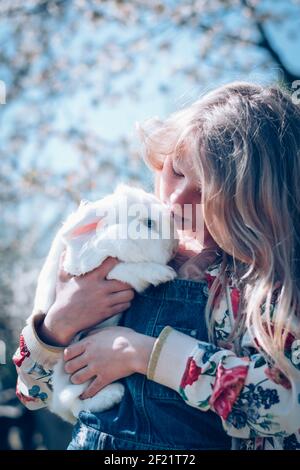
30;184;178;423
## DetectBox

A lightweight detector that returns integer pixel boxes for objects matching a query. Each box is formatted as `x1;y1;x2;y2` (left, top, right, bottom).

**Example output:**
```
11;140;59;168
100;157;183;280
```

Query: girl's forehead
174;131;199;158
173;147;195;170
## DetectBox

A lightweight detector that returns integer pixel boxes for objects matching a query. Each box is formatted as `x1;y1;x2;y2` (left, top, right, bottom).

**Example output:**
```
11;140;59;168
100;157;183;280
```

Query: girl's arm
146;325;300;440
13;312;63;410
14;257;135;410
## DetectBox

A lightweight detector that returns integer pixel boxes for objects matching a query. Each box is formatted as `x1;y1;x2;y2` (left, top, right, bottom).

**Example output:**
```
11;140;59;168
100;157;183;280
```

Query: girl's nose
169;187;184;206
170;186;194;210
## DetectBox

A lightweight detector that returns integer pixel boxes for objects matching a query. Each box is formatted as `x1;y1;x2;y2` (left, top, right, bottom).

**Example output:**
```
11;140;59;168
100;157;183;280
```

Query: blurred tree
1;0;300;237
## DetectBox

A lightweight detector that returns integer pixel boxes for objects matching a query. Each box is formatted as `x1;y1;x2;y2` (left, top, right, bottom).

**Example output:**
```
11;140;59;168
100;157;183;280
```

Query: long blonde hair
137;82;300;377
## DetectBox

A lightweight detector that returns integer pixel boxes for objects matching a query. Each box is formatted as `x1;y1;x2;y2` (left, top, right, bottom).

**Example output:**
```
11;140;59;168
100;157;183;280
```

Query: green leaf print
197;396;211;409
203;361;217;376
254;356;266;368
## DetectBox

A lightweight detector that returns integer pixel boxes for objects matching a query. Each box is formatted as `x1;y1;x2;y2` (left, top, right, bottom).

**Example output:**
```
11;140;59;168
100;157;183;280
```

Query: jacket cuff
22;312;63;367
146;326;198;391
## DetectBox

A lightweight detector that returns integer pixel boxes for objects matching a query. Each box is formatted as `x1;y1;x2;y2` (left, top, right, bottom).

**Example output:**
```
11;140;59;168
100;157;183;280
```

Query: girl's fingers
80;377;103;399
70;366;94;385
105;279;134;293
109;302;131;315
64;341;86;361
64;354;88;374
88;257;120;280
58;251;73;282
110;289;135;305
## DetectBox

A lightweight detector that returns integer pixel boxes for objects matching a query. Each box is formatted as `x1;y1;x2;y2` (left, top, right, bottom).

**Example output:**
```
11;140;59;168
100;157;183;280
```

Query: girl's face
159;154;203;235
158;153;220;255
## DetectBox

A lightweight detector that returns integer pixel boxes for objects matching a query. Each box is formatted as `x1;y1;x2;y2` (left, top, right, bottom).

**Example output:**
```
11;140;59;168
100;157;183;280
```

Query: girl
14;82;300;450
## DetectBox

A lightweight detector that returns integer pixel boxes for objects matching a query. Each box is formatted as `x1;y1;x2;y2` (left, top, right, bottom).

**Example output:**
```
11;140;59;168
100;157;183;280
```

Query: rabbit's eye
146;218;153;229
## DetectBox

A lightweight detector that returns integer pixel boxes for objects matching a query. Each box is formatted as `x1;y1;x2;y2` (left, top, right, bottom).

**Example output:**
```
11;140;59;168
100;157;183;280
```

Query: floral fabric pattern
13;334;31;367
209;363;249;420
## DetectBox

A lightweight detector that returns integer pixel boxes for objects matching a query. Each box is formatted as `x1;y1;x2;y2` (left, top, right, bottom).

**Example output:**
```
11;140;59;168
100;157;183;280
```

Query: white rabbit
30;183;179;423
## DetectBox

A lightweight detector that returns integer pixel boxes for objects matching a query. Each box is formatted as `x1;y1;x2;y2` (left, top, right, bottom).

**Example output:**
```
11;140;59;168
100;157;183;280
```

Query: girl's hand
63;326;156;399
38;256;135;347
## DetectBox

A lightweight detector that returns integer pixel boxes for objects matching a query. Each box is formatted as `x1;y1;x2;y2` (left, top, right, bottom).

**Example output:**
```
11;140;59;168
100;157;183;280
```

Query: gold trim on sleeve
146;326;173;381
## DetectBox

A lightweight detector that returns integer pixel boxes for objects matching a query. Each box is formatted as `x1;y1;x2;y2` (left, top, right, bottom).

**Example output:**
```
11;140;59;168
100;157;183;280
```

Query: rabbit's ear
61;202;105;240
70;219;104;238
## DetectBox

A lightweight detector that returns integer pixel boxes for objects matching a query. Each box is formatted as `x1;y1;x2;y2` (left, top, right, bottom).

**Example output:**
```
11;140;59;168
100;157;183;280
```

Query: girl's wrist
132;333;156;376
37;321;70;347
38;310;74;347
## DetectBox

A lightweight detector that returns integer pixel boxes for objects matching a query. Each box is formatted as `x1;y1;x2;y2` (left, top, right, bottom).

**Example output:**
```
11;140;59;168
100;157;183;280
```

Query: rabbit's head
61;184;179;273
109;184;179;264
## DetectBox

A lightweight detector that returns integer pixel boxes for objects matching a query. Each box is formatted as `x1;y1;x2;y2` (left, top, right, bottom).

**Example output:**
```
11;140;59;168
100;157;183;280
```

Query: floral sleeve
13;312;63;410
178;332;300;441
148;325;300;445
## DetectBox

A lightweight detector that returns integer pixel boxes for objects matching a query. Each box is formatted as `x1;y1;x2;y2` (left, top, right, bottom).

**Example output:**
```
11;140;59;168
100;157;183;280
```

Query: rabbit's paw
145;264;177;286
64;250;107;276
108;262;177;292
71;398;86;419
72;383;125;416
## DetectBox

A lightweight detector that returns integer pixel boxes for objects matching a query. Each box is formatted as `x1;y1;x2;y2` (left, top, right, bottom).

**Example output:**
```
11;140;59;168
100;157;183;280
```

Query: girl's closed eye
171;159;184;178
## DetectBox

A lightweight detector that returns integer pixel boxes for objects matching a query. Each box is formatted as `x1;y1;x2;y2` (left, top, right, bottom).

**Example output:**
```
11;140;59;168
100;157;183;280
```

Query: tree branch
240;0;299;86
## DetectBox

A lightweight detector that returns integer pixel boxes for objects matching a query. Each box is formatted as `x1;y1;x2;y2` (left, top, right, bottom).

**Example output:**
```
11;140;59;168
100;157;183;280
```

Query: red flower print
180;357;202;388
13;334;30;367
209;363;248;420
253;327;295;353
254;438;265;450
230;288;240;319
265;366;291;389
205;273;217;290
284;332;295;352
16;387;37;404
205;273;222;309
